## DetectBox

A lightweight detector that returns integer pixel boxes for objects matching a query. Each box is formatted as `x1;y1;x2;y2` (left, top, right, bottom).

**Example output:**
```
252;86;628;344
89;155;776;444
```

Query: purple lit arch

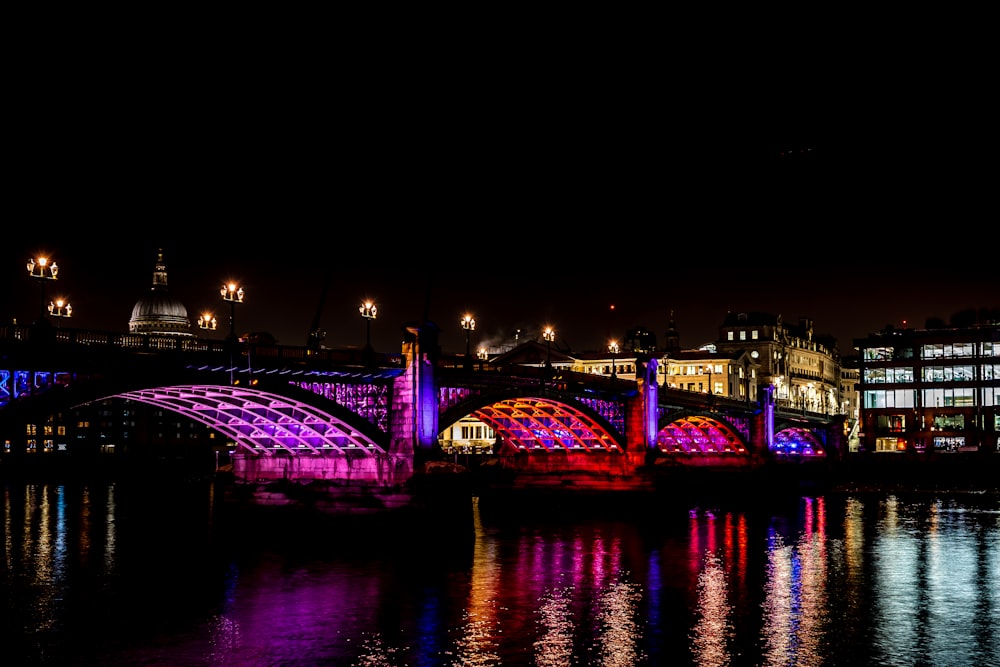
98;385;386;455
656;415;747;455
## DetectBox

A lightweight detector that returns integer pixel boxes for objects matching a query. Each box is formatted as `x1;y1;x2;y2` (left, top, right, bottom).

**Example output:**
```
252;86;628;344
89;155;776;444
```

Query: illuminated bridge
0;323;844;491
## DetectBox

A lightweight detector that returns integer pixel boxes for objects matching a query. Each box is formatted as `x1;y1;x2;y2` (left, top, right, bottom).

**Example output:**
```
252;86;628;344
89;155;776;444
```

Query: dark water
2;480;998;667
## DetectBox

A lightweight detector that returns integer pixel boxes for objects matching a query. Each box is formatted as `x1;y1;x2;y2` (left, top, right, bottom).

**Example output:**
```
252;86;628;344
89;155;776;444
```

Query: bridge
0;321;844;495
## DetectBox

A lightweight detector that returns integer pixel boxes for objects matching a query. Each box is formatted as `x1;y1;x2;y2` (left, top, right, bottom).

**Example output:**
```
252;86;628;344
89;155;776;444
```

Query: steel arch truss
773;426;826;456
110;385;387;456
473;398;622;452
292;380;390;432
656;415;747;455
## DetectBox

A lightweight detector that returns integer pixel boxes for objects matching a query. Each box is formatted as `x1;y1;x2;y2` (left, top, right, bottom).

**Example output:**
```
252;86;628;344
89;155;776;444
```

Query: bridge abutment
232;451;413;485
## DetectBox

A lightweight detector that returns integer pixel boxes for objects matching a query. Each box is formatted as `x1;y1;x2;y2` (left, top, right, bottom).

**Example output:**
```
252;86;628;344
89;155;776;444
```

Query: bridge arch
655;414;748;455
76;384;389;455
772;424;827;457
439;391;626;453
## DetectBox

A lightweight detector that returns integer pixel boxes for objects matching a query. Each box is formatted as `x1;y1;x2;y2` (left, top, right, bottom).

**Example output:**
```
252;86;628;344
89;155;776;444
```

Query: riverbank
824;454;1000;496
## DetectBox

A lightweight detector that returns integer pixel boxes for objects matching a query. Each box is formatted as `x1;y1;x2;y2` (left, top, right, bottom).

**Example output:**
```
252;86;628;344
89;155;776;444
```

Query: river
1;478;998;666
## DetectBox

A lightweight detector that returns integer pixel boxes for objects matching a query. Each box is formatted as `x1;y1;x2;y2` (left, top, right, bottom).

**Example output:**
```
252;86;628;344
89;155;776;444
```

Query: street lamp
220;282;245;341
198;312;217;332
608;339;620;380
47;298;72;322
27;256;59;323
543;326;555;369
461;314;476;369
360;300;377;348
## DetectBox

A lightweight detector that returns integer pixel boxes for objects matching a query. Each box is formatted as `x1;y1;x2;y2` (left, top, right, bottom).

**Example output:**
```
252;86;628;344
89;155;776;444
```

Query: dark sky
4;32;997;357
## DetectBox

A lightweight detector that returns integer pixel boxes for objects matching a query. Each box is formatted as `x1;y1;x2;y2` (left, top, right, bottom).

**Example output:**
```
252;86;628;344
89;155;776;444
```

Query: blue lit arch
773;426;825;456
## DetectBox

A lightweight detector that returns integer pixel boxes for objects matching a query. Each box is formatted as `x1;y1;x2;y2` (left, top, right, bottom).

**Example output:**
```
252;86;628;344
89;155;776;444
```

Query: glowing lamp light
47;298;72;318
198;313;218;331
27;257;59;279
221;283;244;303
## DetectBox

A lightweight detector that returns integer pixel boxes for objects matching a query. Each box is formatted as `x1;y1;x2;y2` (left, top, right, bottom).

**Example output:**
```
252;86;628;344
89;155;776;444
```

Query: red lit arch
470;398;623;452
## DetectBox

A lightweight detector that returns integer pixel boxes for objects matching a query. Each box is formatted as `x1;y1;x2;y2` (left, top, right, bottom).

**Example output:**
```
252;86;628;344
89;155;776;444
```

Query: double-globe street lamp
461;314;476;369
608;339;620;380
543;326;555;370
360;300;377;349
220;282;245;341
360;300;378;367
221;283;245;385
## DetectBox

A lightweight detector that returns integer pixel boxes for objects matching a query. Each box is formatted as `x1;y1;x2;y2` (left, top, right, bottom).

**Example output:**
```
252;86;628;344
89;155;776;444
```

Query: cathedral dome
129;250;193;336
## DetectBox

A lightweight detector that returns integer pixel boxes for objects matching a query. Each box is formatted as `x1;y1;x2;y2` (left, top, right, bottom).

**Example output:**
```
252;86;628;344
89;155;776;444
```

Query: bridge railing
436;361;636;396
0;324;405;368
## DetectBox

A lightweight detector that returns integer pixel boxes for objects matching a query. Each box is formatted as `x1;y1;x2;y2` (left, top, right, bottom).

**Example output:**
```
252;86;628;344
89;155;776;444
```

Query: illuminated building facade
839;356;861;452
660;349;758;402
714;312;841;416
856;322;1000;454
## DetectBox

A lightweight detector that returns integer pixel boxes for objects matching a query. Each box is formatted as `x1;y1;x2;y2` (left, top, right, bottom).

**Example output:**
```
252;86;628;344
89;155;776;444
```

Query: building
839;355;861;452
660;348;758;402
855;322;1000;454
714;312;841;416
128;249;193;337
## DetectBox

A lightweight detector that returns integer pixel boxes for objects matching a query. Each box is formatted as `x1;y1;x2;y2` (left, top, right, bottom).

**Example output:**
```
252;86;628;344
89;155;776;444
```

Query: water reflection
533;586;573;667
690;552;731;667
873;496;1000;667
1;481;998;666
454;496;501;666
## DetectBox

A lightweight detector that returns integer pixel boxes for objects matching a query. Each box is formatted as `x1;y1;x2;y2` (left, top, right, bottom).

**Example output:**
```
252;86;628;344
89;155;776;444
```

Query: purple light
84;385;387;455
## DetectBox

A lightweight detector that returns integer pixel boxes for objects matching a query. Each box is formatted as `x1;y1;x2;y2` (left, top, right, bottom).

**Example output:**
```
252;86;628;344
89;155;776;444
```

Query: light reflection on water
1;481;998;666
690;552;731;667
760;497;828;667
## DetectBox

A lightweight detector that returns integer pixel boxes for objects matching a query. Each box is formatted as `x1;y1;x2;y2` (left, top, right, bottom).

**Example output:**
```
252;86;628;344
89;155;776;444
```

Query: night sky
4;32;997;358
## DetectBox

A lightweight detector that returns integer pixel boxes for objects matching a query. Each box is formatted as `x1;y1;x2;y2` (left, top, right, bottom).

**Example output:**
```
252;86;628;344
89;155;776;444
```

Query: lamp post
543;326;555;369
360;300;377;349
26;256;59;324
221;283;244;385
608;339;620;380
220;282;244;341
461;314;476;370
